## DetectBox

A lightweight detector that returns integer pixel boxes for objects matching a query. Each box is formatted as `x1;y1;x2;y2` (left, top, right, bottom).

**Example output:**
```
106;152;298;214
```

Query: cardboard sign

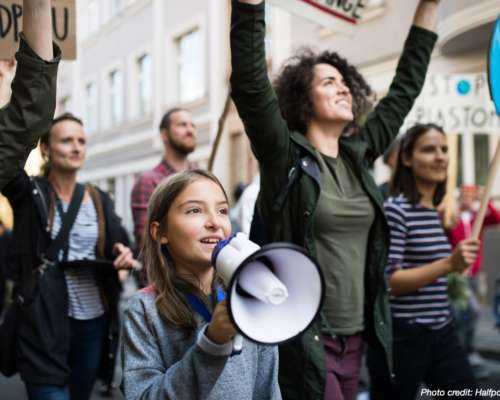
0;0;76;60
402;74;500;135
268;0;367;33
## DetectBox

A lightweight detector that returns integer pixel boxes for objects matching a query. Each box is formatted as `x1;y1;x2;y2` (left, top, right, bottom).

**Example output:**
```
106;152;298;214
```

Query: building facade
55;0;500;240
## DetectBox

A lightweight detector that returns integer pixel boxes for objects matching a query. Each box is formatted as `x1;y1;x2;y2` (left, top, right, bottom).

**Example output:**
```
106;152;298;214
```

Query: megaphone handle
233;334;243;353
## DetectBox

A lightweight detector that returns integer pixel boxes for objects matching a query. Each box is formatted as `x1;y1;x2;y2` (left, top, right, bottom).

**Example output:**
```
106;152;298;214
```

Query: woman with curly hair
230;1;440;399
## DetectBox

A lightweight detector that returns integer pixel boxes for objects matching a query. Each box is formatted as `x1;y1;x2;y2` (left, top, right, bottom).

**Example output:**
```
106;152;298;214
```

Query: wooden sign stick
208;91;231;172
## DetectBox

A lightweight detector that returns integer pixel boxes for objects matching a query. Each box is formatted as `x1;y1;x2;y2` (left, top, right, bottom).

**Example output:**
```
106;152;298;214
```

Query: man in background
131;108;197;248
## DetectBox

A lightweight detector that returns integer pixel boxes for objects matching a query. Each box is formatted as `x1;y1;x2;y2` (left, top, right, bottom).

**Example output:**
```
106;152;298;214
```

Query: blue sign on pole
488;16;500;116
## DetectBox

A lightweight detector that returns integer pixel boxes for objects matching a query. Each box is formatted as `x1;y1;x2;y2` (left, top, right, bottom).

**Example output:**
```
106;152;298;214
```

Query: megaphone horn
212;233;325;345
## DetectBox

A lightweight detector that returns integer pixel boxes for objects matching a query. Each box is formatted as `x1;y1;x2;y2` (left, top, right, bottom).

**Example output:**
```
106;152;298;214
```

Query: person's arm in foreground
0;0;60;191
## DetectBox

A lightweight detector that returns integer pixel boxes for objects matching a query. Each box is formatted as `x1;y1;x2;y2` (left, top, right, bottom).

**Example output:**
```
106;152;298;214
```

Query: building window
88;0;100;34
110;0;122;17
109;69;123;126
85;82;98;133
474;134;490;185
137;54;152;116
176;28;205;103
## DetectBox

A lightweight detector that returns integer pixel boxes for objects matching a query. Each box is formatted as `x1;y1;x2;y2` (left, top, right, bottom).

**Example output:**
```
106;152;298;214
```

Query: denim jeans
26;315;107;400
367;319;476;400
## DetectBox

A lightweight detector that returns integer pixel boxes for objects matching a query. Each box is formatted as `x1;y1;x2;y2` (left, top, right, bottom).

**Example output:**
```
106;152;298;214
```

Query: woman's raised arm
230;0;289;165
23;0;54;61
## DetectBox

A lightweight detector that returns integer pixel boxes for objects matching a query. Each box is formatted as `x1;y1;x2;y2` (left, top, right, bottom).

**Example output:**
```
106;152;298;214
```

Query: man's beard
169;135;196;155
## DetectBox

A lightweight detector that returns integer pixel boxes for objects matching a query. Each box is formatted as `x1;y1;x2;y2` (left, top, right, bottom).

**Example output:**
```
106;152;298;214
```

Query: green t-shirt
313;152;375;335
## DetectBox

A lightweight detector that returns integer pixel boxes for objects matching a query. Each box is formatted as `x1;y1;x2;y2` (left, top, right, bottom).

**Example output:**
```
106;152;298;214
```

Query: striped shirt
385;195;451;329
52;198;105;320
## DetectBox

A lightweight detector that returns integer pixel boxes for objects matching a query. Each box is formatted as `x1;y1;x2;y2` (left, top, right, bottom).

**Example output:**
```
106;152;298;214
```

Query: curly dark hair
273;48;373;135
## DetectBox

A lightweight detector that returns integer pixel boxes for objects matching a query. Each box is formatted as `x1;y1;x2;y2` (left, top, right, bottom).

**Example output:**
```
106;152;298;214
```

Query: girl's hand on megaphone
205;300;237;345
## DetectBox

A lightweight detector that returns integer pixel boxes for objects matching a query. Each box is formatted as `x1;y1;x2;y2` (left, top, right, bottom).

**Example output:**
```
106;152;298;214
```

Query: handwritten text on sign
0;0;76;60
268;0;367;33
403;74;500;135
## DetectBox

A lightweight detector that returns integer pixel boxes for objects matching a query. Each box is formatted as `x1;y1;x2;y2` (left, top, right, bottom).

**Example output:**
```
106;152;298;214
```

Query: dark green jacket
230;1;437;399
0;36;60;191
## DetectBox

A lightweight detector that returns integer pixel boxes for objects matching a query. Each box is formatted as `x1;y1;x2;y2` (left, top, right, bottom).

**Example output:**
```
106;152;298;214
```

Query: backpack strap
87;184;106;258
40;183;85;270
272;154;320;213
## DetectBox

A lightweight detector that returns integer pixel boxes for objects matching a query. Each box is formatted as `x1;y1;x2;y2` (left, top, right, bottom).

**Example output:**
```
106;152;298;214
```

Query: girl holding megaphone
121;169;281;400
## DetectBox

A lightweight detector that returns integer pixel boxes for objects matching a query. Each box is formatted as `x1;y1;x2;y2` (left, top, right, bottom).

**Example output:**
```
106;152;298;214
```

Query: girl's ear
150;221;168;244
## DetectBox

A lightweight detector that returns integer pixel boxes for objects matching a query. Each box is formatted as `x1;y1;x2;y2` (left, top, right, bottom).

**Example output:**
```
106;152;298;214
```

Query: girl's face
160;178;231;273
310;63;353;125
42;120;87;173
403;128;448;185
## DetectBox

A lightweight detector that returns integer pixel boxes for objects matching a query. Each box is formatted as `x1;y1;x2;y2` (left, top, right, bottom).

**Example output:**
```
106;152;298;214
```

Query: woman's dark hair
39;113;84;177
391;123;447;206
273;48;373;135
143;169;228;332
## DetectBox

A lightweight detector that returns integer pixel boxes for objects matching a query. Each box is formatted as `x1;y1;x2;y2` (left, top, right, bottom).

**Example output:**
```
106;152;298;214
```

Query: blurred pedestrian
230;0;440;398
379;137;401;199
2;112;137;400
448;184;500;377
234;174;260;236
121;170;281;400
229;181;247;233
131;108;197;249
367;123;478;399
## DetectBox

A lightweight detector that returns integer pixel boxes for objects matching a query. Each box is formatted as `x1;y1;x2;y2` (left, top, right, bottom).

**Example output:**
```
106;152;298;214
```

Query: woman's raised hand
448;238;480;274
413;0;440;32
23;0;53;61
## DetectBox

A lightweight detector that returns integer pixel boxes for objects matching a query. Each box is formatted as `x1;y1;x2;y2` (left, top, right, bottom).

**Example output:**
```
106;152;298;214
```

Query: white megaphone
211;233;324;346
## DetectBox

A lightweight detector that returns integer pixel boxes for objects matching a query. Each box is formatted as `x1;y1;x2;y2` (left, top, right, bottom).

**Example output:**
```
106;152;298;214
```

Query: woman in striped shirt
367;123;479;399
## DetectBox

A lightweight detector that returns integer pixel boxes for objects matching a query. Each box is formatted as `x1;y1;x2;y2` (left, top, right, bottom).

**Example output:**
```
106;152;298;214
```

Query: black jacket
0;37;60;191
2;169;128;385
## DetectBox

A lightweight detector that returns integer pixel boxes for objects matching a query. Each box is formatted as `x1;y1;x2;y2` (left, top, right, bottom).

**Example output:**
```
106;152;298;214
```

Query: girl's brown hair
143;169;228;331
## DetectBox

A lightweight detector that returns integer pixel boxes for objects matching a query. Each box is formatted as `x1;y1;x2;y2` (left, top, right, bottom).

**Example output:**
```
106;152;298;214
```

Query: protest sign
0;0;76;60
402;73;500;135
267;0;367;33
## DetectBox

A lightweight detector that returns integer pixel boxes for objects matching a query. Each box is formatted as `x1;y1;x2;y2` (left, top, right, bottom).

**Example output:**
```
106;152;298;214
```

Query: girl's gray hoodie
121;290;282;400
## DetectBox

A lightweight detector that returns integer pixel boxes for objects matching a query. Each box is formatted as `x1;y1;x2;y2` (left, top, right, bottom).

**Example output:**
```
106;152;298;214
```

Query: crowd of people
0;0;499;400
